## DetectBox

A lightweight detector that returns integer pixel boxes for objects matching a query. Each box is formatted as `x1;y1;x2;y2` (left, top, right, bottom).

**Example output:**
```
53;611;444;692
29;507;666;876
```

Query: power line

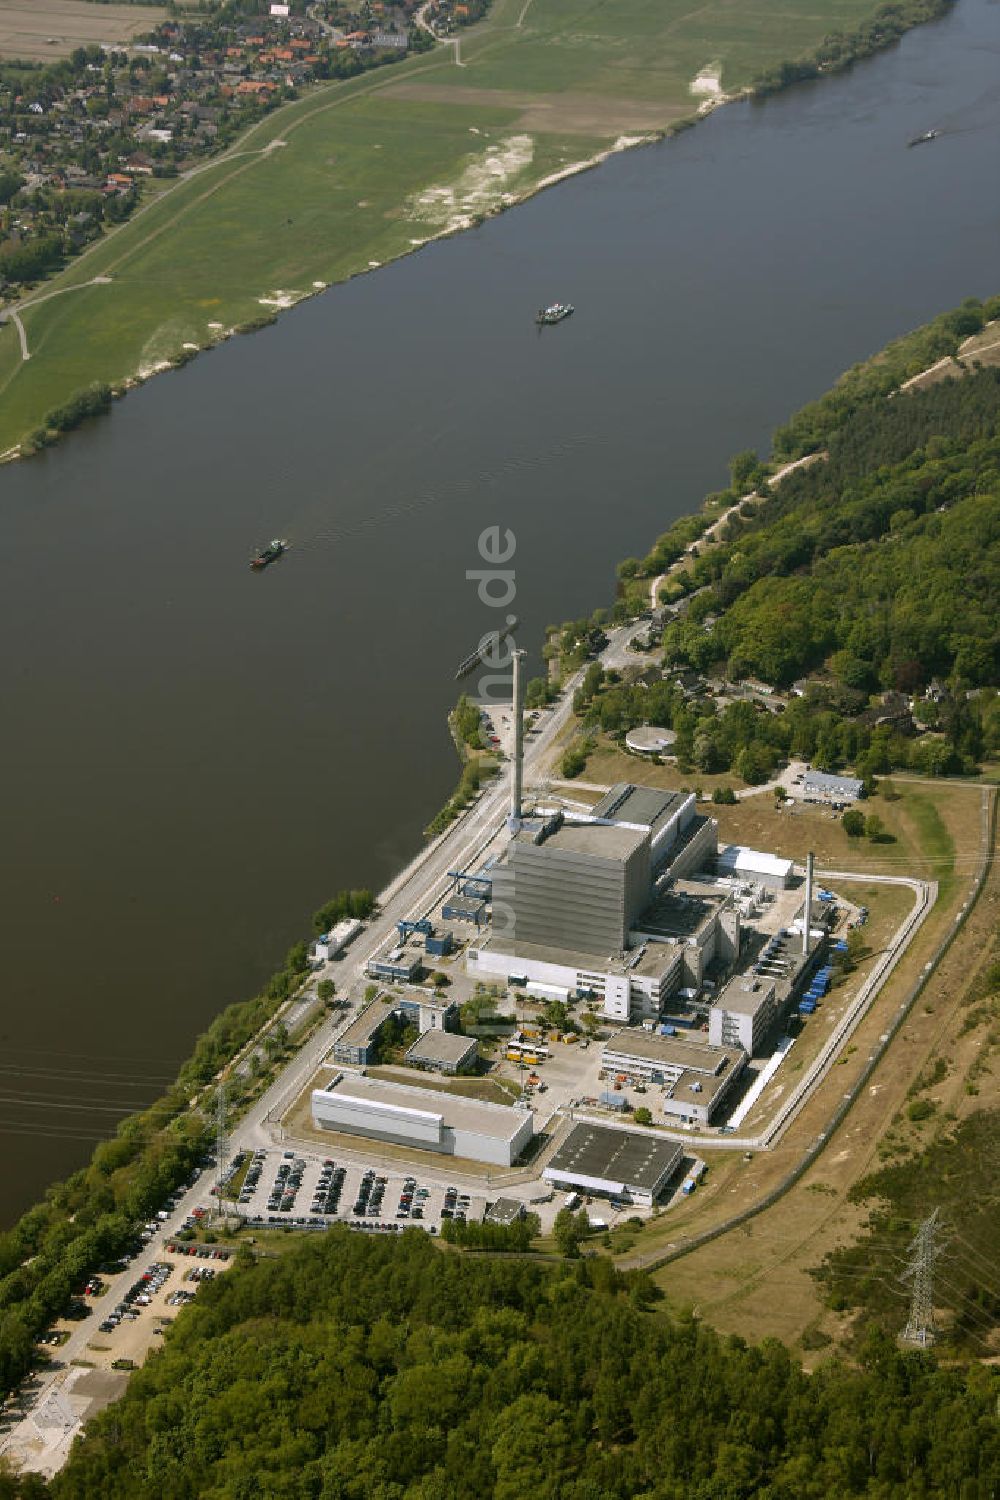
0;1063;177;1087
0;1042;189;1066
0;1121;112;1143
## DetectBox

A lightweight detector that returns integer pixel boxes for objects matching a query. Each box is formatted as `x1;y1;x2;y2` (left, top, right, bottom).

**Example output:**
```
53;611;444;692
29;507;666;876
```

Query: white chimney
803;850;814;957
510;648;526;827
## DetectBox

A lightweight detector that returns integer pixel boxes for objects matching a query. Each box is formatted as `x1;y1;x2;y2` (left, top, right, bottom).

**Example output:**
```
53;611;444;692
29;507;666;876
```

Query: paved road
647;453;824;610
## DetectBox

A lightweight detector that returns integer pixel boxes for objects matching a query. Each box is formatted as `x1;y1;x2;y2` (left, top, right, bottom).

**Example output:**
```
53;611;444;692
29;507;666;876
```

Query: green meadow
0;0;940;455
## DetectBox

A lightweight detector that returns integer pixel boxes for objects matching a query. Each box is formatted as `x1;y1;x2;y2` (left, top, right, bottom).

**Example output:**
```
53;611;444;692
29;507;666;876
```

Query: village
0;3;419;292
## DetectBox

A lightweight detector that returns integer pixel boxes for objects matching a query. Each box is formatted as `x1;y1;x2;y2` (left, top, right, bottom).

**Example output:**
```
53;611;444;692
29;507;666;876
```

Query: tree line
6;1227;994;1499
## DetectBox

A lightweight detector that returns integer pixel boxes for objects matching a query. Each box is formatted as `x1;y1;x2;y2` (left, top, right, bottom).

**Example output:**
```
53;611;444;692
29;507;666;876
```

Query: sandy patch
405;134;534;232
135;358;172;381
690;62;723;98
258;290;302;310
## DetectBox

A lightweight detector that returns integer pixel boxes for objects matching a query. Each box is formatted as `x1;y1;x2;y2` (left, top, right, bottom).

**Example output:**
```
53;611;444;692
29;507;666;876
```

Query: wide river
1;0;998;1223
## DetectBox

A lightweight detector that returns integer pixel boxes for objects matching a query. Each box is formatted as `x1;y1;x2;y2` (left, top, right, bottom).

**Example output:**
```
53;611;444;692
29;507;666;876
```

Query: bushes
439;1214;539;1251
560;738;594;780
43;383;112;435
312;887;374;936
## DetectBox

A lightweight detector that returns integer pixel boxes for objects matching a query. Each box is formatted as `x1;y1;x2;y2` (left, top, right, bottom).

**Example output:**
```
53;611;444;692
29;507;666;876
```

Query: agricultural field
0;0;939;457
0;0;166;63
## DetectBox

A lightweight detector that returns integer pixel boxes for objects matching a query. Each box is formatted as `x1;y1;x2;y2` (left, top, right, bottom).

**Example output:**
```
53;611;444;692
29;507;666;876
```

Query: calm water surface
1;0;999;1222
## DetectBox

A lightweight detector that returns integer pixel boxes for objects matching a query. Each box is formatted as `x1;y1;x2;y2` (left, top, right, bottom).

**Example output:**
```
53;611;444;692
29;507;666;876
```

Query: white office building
708;974;778;1054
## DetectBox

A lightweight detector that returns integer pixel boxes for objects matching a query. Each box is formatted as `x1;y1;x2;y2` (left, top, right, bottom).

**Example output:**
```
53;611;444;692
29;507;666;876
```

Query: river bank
0;0;956;459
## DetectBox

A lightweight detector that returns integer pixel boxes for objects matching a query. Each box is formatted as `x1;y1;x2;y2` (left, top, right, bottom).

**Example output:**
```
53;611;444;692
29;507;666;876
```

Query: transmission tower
901;1208;944;1348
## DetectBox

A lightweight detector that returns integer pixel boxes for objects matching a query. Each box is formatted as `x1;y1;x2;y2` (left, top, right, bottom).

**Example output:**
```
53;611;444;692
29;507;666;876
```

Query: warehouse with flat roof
544;1122;683;1206
311;1072;533;1166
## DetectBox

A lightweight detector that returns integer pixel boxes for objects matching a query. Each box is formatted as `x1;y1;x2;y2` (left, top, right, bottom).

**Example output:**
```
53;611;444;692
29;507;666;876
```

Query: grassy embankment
0;0;947;456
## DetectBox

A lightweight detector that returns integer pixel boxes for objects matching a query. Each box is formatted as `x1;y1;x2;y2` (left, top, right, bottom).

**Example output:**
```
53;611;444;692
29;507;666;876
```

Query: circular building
625;726;677;756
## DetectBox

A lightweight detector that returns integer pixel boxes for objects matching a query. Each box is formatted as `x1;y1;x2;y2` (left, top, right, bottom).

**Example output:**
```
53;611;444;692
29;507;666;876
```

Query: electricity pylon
901;1208;943;1348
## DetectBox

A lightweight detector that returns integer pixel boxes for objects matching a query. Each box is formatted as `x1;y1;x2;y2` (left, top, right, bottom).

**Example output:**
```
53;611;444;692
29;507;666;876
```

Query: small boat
250;538;289;570
536;302;573;325
455;618;520;679
907;129;939;147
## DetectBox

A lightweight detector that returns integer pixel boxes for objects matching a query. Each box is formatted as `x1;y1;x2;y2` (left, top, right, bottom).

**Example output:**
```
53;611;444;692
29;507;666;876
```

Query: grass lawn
366;1064;519;1105
0;0;941;456
423;0;883;102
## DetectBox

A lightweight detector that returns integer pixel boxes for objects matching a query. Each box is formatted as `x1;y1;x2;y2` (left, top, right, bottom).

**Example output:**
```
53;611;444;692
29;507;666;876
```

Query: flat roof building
543;1122;683;1206
311;1072;533;1167
366;950;423;984
405;1028;478;1076
395;991;458;1033
485;1197;525;1226
602;1028;747;1126
717;844;794;890
331;1000;395;1069
708;974;778;1055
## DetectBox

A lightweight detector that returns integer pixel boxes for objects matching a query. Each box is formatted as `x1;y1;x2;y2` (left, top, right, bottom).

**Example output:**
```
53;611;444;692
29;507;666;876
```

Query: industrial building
394;992;458;1033
366;949;423;984
471;883;737;1024
404;1029;478;1076
802;770;863;804
470;785;729;1023
602;1029;747;1126
311;1072;533;1166
590;784;716;878
543;1122;684;1206
716;844;794;890
624;726;677;756
331;1000;396;1068
490;811;652;955
708;974;778;1054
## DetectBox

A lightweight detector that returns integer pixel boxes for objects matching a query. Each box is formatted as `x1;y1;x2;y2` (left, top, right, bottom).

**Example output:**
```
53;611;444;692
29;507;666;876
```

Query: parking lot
230;1148;487;1234
76;1244;234;1371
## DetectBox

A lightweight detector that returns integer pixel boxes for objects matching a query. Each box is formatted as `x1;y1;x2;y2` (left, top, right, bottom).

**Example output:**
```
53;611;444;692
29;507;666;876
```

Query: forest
2;1229;994;1499
577;345;1000;782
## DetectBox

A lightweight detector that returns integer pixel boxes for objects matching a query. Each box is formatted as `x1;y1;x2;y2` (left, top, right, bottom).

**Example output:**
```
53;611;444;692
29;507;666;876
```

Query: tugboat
907;129;939;147
536;302;573;325
250;538;289;570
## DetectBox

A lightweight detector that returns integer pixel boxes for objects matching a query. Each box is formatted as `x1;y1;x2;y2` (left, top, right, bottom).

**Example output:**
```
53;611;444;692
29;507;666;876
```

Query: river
1;0;998;1225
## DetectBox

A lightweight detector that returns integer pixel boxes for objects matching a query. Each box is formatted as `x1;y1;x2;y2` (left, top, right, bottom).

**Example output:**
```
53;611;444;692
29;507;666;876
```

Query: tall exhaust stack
803;850;814;957
510;648;526;827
